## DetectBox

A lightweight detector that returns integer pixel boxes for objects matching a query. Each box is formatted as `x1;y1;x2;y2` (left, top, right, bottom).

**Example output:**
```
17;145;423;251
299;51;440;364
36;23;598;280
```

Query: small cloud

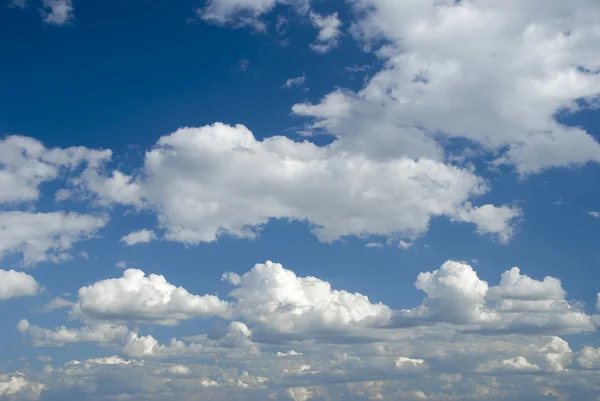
79;250;89;260
54;189;72;201
37;355;53;363
366;242;383;248
237;58;250;72
282;74;306;89
553;200;564;206
9;0;27;9
275;15;288;35
399;240;413;249
588;211;600;218
120;229;156;246
276;350;302;357
116;261;128;269
345;64;370;73
309;12;342;54
41;0;74;25
38;297;74;313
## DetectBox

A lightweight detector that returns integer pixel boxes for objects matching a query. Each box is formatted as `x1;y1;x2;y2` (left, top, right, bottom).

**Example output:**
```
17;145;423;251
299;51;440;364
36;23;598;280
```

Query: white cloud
477;356;541;373
0;269;39;300
115;260;128;269
345;64;370;73
75;268;229;325
0;135;110;205
282;75;306;88
294;0;600;174
452;203;521;243
120;229;156;246
38;297;74;312
0;373;46;399
393;261;593;334
17;319;128;347
277;350;302;357
225;261;391;334
42;0;73;25
309;12;342;54
536;336;573;372
588;211;600;218
122;332;203;358
197;0;309;30
286;386;324;401
83;123;516;245
36;356;53;363
576;346;600;369
0;211;108;266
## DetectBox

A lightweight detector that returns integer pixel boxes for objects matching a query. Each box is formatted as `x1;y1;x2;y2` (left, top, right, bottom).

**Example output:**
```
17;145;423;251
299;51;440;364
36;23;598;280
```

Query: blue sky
1;0;600;400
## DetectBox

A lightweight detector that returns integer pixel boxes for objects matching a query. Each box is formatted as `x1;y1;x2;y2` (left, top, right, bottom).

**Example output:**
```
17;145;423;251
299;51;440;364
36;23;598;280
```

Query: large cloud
293;0;600;174
80;123;519;246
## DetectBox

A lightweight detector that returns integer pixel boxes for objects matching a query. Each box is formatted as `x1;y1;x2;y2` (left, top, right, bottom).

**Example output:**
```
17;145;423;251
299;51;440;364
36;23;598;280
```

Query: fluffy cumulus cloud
0;269;39;300
75;268;229;325
80;123;518;246
394;261;593;334
224;261;391;335
293;0;600;174
12;259;596;401
0;211;108;266
0;373;46;399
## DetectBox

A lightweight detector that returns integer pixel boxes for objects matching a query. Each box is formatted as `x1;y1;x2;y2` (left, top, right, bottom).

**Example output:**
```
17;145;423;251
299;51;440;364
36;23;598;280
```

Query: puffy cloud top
76;268;229;325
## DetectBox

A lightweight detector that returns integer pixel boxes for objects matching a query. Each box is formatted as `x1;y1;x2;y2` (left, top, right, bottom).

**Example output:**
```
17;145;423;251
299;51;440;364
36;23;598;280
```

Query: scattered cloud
37;297;74;313
74;268;229;325
282;75;306;88
10;0;27;9
196;0;310;30
0;211;107;266
294;0;600;173
309;12;342;54
344;64;370;73
120;229;156;246
41;0;74;25
237;58;250;72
